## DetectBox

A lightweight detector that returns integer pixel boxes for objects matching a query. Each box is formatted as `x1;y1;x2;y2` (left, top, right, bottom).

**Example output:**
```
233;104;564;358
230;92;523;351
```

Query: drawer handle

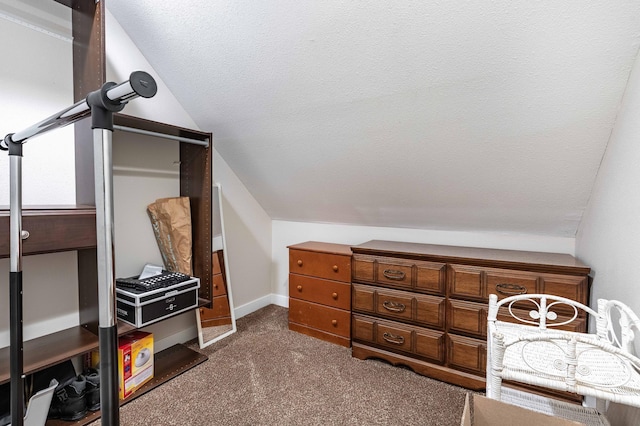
382;269;406;281
382;332;405;345
297;285;303;291
332;265;338;272
297;260;303;266
332;292;338;299
495;283;527;295
331;319;338;326
382;300;406;313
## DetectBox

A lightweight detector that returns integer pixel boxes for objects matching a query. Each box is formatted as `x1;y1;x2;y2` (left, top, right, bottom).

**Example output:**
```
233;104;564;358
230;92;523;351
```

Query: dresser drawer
352;314;445;363
447;299;587;339
352;254;445;295
448;265;537;301
198;294;231;322
448;265;588;314
352;283;445;329
289;274;351;310
447;334;486;375
447;299;488;338
212;273;227;297
212;250;223;275
538;273;588;306
289;299;350;338
290;249;351;282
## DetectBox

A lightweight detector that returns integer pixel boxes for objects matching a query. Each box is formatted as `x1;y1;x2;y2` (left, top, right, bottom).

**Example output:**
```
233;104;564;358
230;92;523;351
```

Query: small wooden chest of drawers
351;240;591;394
199;250;232;327
288;241;352;347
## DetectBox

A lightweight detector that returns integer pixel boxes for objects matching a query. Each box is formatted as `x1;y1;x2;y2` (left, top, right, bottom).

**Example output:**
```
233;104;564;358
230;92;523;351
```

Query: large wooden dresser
288;242;352;347
350;240;591;391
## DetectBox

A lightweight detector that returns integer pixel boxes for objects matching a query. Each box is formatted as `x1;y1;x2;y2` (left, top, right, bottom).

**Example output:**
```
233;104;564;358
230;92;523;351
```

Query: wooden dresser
198;250;232;327
350;240;591;391
288;241;352;347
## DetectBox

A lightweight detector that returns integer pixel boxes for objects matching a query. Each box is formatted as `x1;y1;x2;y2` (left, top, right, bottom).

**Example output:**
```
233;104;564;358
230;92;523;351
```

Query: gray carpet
97;305;469;425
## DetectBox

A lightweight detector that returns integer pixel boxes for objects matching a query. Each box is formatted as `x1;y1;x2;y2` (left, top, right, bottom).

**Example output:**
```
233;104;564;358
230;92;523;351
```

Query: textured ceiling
107;1;640;237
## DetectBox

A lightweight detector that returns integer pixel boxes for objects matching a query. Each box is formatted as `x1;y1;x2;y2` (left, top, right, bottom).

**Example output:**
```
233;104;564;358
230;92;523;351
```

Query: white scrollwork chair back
486;293;640;410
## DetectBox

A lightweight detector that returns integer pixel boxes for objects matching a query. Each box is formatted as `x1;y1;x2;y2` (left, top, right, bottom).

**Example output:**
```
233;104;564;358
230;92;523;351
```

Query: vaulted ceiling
107;1;640;237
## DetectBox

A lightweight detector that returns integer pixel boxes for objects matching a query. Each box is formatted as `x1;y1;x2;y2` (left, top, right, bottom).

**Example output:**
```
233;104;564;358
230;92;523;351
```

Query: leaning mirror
196;183;236;348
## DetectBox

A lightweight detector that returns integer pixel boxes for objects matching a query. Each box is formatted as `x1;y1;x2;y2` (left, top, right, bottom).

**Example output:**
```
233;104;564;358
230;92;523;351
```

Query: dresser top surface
287;241;353;256
351;240;590;274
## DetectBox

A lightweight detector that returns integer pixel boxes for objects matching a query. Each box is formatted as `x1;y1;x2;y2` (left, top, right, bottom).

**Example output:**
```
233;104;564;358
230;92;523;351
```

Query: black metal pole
87;72;157;426
8;138;24;426
2;71;157;426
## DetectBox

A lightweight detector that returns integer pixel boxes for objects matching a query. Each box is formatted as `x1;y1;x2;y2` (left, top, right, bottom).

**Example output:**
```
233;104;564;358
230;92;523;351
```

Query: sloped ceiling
107;1;640;237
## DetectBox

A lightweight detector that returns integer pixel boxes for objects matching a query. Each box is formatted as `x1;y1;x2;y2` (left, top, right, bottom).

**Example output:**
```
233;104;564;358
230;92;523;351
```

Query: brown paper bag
147;196;193;275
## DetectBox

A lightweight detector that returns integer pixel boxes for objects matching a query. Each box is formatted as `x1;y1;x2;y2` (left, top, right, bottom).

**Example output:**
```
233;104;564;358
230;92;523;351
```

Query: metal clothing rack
1;71;157;426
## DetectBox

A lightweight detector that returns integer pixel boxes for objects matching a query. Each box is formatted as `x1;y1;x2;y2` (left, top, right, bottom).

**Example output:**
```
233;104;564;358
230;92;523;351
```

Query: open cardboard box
461;394;585;426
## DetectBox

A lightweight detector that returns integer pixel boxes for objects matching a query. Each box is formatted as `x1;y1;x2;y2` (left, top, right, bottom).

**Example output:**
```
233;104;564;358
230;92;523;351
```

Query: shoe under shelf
45;343;207;426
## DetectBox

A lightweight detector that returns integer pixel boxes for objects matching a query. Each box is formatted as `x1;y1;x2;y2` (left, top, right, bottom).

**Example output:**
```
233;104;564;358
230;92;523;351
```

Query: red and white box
118;331;154;400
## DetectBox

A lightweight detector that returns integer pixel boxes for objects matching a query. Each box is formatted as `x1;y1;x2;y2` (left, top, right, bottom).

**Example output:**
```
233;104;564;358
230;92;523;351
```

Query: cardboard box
461;394;584;426
118;331;154;400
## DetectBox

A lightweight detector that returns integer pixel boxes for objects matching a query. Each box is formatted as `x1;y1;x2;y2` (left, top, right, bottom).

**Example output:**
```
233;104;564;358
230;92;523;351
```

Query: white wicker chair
486;293;640;415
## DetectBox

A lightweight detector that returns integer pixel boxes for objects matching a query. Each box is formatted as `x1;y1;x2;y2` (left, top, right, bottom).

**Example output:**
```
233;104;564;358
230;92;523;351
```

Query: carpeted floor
94;305;470;425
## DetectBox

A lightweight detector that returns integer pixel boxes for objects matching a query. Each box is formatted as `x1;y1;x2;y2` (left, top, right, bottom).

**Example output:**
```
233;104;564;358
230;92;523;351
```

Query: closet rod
113;125;210;147
113;165;180;176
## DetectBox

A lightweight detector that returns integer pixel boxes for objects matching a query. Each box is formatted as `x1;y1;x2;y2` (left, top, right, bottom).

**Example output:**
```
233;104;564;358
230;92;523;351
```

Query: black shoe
84;368;100;411
48;375;88;421
0;381;9;426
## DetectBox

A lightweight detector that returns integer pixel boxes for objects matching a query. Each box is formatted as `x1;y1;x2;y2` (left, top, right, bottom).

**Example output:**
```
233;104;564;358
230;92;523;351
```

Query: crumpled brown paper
147;196;193;275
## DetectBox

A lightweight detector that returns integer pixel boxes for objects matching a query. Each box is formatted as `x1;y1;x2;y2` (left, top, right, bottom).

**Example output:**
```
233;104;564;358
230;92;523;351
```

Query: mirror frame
196;183;237;348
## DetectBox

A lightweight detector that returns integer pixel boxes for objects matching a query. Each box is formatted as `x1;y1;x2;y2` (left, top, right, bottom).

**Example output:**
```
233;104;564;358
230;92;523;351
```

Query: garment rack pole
113;125;209;147
1;71;157;426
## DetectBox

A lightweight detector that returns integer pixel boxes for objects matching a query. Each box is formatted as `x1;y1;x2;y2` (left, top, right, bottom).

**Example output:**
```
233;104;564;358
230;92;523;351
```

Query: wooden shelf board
0;326;98;384
0;322;144;385
45;344;208;426
0;206;96;258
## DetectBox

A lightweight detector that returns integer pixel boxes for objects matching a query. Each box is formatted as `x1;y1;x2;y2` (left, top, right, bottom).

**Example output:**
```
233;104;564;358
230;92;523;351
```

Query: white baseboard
234;293;288;319
154;325;198;352
270;293;289;308
141;294;289;351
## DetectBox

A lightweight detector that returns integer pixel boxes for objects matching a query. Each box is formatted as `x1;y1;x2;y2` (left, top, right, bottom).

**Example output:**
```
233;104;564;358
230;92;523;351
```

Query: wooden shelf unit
1;1;213;423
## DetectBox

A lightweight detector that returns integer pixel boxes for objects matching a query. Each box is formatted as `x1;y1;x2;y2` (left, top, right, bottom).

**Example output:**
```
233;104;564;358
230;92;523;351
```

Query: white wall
0;4;79;349
213;152;272;316
576;51;640;313
106;9;273;345
0;5;75;206
576;40;640;425
271;220;576;303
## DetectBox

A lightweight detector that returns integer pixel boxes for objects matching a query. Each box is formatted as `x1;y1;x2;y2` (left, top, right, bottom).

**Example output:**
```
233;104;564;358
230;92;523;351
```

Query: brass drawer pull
495;283;527;295
332;265;338;272
331;319;338;326
296;285;303;291
297;260;303;266
332;292;338;299
382;300;406;313
382;332;405;345
382;269;406;281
